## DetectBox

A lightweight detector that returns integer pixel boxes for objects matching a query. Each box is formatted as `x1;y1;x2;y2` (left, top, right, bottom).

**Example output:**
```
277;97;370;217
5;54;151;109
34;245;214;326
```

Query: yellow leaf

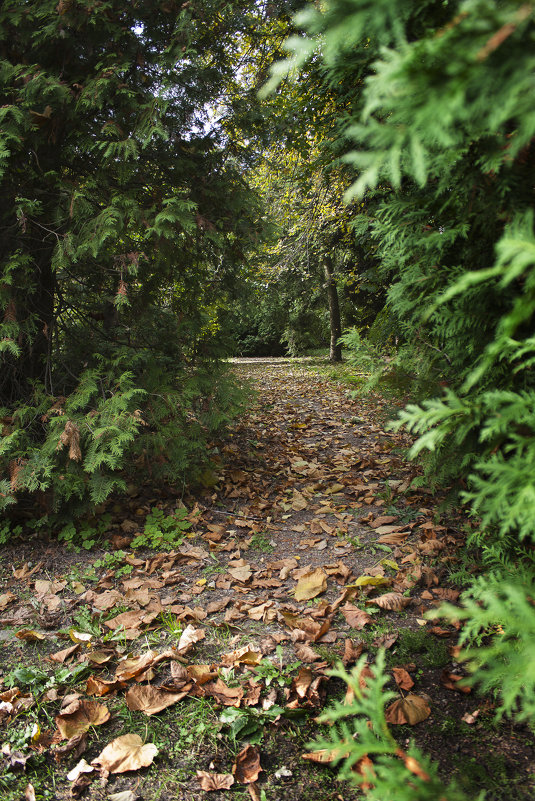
294;567;328;601
350;575;390;588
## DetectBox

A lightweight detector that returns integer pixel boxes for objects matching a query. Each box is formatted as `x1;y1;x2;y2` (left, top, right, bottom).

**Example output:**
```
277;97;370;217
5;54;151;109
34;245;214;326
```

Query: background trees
0;0;297;516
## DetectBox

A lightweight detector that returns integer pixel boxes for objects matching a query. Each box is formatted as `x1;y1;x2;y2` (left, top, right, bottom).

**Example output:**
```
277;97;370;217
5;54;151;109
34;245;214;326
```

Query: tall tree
0;0;292;515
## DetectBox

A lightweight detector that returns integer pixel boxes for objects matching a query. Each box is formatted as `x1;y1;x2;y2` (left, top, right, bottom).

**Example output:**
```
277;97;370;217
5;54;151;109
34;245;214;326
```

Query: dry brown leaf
294;643;321;663
428;626;452;638
203;678;244;707
385;694;431;725
25;784;36;801
12;561;43;580
187;665;217;685
291;491;308;511
55;700;110;740
302;747;343;764
86;676;124;697
441;670;471;694
233;744;262;783
66;758;95;782
49;644;80;664
0;591;16;610
392;667;414;691
247;782;261;801
395;748;431;780
366;592;411;611
342;639;364;666
196;771;235;791
291;667;313;699
92;590;123;612
125;685;184;715
220;645;262;667
418;538;445;555
376;531;410;545
341;604;372;630
294;567;327;601
16;629;45;642
177;624;205;654
461;709;480;724
369;515;397;528
432;588;460;601
228;563;253;583
92;734;158;774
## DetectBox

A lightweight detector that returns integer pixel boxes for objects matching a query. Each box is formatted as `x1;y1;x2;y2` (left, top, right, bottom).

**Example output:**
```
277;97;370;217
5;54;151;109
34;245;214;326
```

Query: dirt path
0;360;533;801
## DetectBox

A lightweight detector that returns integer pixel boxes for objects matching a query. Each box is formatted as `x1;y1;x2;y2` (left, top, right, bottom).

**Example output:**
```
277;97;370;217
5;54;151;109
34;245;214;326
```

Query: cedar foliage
0;0;292;518
273;0;535;796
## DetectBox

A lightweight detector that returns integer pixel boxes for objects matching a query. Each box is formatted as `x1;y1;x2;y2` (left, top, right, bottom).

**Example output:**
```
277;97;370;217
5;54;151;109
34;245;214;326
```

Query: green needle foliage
0;0;295;520
265;0;535;786
310;652;475;801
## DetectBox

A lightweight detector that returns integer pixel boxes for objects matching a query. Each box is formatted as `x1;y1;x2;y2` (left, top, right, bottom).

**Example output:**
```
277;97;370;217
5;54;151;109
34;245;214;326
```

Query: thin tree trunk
323;255;342;362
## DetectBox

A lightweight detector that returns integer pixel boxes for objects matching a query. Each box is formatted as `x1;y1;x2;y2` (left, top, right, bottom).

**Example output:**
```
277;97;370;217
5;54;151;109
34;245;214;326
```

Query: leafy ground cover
0;358;533;801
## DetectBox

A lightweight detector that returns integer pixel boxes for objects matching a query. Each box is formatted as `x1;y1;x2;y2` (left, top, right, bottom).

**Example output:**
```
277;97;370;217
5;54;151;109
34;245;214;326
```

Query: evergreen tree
0;0;291;516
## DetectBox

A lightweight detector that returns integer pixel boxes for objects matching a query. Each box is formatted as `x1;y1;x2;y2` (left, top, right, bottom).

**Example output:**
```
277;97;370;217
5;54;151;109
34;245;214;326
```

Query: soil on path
0;359;533;801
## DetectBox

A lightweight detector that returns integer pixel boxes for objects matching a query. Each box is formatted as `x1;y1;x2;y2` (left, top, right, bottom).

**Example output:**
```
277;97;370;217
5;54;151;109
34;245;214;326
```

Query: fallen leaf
0;591;17;610
187;665;218;685
115;650;174;681
294;643;321;662
432;588;460;601
66;758;95;782
294;567;327;601
342;639;364;666
196;771;235;791
125;685;184;715
392;668;414;690
366;592;411;611
92;734;158;774
227;561;253;582
341;604;372;630
369;515;397;528
86;676;124;697
221;645;262;667
177;624;205;654
247;782;261;801
461;709;480;724
16;629;46;642
302;748;343;764
385;694;431;725
377;531;410;545
25;784;36;801
351;575;390;588
233;744;262;783
49;644;80;663
55;700;110;740
203;678;244;707
441;670;471;694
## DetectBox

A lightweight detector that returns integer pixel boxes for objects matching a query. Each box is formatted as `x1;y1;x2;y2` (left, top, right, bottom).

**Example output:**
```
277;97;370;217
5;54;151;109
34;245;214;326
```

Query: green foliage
310;652;475;801
92;550;133;577
131;506;191;550
220;704;286;744
0;0;281;522
270;0;535;784
433;565;535;724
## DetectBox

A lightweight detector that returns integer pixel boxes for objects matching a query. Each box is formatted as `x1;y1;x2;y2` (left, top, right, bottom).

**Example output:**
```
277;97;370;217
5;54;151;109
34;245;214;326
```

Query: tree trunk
323;255;342;362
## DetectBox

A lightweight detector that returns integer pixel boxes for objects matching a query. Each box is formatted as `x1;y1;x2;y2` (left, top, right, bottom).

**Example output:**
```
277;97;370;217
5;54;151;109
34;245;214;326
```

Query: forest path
1;359;522;801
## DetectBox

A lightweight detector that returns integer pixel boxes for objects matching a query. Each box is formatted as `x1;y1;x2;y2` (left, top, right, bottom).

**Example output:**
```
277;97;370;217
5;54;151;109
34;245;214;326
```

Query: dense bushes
271;0;535;796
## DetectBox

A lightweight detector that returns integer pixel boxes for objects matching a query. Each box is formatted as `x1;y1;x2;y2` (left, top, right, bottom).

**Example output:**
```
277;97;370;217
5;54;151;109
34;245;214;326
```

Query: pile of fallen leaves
0;361;527;800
